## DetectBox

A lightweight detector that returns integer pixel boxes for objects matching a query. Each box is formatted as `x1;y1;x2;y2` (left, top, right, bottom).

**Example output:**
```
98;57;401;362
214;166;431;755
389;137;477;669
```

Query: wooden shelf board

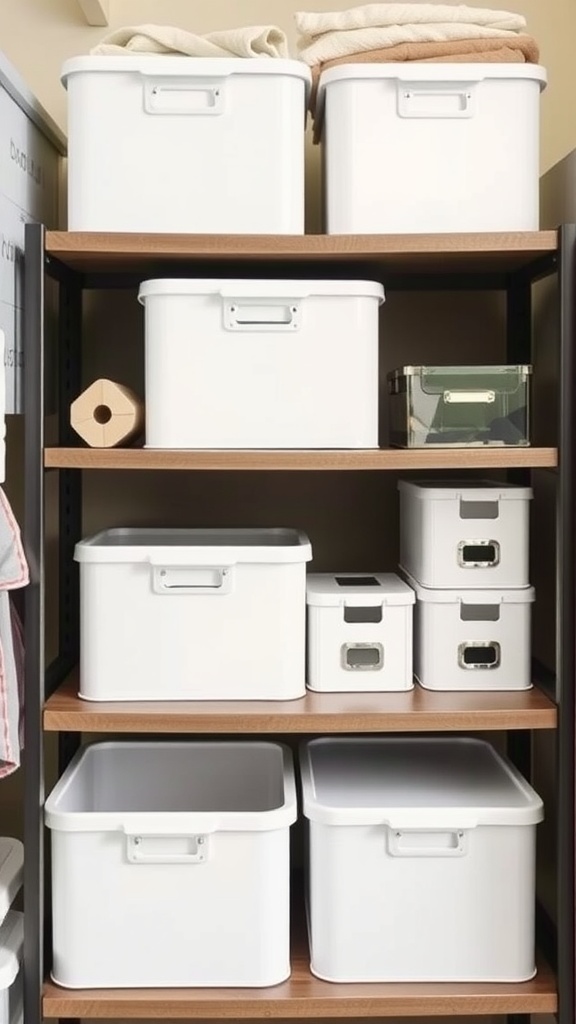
45;229;558;275
44;674;557;734
44;447;558;472
42;949;557;1019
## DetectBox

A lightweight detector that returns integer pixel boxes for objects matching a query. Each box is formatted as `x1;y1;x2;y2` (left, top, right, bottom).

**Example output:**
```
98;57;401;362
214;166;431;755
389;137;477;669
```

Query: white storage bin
46;741;297;988
399;480;532;589
316;64;546;234
62;57;310;234
0;841;22;927
409;574;534;691
0;912;23;1024
75;528;312;701
301;737;543;982
139;278;383;449
306;573;414;692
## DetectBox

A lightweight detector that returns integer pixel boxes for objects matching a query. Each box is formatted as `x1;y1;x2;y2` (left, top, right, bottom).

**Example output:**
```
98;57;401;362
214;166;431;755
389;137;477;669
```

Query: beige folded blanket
296;4;527;39
91;23;290;58
310;34;540;133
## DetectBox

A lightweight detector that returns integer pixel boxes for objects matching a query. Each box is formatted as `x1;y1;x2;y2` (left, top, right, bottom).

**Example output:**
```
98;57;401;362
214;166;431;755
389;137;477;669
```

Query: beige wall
0;0;575;173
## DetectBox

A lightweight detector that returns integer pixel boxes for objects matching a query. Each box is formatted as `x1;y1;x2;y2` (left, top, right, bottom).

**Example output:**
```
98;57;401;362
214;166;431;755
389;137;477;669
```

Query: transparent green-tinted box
388;365;532;448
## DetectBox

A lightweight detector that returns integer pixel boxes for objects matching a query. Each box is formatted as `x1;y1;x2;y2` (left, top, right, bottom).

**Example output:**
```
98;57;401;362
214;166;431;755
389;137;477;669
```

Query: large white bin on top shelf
301;737;543;983
46;741;297;988
316;64;547;234
75;527;312;701
139;278;383;449
62;57;310;233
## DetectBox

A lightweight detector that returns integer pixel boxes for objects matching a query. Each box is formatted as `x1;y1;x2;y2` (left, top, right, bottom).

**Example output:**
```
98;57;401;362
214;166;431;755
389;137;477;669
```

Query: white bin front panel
51;827;290;988
400;488;530;588
80;560;306;700
321;72;542;234
67;67;307;233
144;289;379;449
414;594;532;691
307;819;536;982
307;604;413;692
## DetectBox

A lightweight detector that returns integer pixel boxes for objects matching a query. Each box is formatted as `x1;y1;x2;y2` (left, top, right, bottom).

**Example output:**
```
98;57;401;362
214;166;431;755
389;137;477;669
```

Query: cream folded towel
296;4;526;38
91;23;290;58
299;22;525;64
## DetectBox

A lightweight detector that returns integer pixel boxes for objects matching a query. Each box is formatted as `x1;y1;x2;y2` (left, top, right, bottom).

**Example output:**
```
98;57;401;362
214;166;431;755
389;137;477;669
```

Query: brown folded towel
311;34;539;129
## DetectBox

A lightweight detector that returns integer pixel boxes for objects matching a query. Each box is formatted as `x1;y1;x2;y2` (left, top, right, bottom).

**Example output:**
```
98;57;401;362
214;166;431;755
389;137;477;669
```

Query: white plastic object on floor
45;741;297;988
398;480;532;589
61;57;310;233
0;841;22;930
75;527;312;701
300;737;543;983
407;572;534;691
316;63;547;234
306;573;414;692
139;278;383;449
0;912;23;1024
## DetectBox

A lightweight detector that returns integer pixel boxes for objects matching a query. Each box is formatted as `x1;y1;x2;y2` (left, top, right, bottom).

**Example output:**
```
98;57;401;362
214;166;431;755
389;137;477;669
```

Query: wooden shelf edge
42;954;558;1019
43;447;559;472
43;674;558;734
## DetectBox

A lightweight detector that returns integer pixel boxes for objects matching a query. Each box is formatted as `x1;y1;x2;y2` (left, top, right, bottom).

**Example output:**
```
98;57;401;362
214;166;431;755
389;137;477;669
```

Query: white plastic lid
75;527;312;565
0;840;22;929
0;911;23;990
138;279;385;304
307;572;415;608
62;55;312;88
301;738;544;828
406;572;535;605
398;479;533;501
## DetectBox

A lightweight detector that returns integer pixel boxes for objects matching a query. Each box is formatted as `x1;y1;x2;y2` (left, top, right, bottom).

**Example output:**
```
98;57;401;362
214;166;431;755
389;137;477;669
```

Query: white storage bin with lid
399;480;532;589
46;741;297;988
62;57;310;234
300;737;543;982
306;573;415;692
0;912;23;1024
316;64;547;234
75;527;312;701
408;573;534;691
139;278;383;449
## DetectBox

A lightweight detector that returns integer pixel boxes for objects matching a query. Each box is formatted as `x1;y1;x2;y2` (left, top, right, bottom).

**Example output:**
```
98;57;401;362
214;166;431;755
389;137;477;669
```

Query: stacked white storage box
301;737;543;982
138;278;383;449
75;527;312;701
316;64;547;234
62;57;310;234
0;838;23;1024
399;481;534;690
1;50;64;412
46;742;296;987
306;573;415;692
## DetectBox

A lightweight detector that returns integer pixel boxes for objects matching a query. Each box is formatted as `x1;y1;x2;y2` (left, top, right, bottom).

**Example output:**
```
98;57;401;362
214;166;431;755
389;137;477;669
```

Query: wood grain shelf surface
42;951;557;1019
44;447;559;472
44;674;557;734
45;229;558;276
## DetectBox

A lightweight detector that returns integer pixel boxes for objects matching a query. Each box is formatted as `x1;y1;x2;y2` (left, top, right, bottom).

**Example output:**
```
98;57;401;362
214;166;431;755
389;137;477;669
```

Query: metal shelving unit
22;224;576;1024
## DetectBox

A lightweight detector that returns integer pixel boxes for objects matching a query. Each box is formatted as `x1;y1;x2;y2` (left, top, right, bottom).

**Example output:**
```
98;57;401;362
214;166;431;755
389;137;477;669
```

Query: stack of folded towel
91;24;290;58
297;3;540;114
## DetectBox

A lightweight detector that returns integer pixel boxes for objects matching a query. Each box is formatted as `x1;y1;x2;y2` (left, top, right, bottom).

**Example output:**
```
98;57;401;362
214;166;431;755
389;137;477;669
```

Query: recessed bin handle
223;300;301;332
151;565;234;595
398;81;476;119
443;390;496;404
143;77;225;115
387;828;469;858
125;833;210;865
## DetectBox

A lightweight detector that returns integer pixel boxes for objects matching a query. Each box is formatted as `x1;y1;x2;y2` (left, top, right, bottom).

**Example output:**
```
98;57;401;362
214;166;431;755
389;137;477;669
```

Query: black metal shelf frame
22;223;576;1024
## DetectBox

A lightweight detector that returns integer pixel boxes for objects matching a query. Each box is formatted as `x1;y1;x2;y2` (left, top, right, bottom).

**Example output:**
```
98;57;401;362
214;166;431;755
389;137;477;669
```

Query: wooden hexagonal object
70;378;144;448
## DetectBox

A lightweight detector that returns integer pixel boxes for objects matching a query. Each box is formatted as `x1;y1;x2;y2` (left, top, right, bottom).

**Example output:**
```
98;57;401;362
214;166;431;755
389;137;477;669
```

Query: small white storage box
409;574;534;691
46;742;296;988
306;573;415;692
301;737;543;982
0;912;23;1024
62;57;310;233
317;64;546;234
139;278;383;449
399;480;532;589
75;528;312;701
